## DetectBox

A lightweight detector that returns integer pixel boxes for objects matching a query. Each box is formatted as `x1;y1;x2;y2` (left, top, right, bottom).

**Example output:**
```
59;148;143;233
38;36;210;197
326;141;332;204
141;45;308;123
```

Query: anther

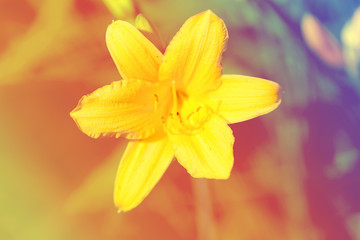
177;112;182;123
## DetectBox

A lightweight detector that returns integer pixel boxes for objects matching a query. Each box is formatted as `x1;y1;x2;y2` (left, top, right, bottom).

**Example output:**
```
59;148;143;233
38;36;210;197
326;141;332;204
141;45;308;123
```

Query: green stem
192;178;217;240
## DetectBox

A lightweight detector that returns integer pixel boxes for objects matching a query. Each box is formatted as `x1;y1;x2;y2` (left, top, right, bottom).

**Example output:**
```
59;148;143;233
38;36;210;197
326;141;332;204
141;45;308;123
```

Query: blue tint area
223;1;360;239
305;0;360;36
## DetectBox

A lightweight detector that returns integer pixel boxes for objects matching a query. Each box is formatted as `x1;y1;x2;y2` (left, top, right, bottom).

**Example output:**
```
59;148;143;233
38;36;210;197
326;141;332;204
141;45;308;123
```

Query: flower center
162;81;211;135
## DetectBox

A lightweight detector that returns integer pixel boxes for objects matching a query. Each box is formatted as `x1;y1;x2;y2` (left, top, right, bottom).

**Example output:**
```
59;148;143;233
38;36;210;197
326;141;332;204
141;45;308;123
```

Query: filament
154;94;159;111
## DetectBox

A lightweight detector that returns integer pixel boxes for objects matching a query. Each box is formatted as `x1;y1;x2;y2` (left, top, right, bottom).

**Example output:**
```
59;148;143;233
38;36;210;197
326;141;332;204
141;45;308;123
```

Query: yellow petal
106;20;163;82
170;116;234;179
70;79;162;139
206;74;281;124
159;10;228;96
114;137;174;211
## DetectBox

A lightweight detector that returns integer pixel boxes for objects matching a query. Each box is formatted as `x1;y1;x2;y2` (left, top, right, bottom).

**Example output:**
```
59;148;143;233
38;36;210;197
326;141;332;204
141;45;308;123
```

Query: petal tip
263;80;282;111
202;9;216;16
216;172;231;180
107;19;129;28
69;106;80;123
113;196;133;212
199;9;222;22
105;20;137;45
69;103;82;119
106;20;129;38
214;164;233;180
273;82;282;104
113;186;147;212
262;78;283;104
69;109;76;118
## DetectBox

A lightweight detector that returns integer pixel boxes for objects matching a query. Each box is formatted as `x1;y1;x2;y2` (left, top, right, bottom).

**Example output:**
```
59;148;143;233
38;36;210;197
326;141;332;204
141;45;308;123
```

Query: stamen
177;112;182;123
187;112;194;120
153;94;159;111
164;106;212;136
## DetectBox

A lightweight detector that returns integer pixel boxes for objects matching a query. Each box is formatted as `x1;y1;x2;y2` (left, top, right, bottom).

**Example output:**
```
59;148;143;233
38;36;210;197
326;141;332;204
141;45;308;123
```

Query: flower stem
192;178;217;240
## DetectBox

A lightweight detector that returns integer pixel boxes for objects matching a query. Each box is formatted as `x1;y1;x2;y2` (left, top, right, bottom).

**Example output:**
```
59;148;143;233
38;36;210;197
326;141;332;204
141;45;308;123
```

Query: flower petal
114;137;174;211
170;116;234;179
106;20;163;82
159;10;228;95
70;79;162;139
206;74;281;124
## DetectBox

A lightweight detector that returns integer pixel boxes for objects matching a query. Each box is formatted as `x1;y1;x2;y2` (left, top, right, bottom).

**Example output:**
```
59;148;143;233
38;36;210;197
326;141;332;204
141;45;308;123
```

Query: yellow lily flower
70;10;281;212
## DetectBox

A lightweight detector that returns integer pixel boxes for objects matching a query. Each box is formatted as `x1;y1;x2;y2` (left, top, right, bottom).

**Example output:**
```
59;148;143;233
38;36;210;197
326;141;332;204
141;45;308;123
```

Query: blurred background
1;0;360;239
